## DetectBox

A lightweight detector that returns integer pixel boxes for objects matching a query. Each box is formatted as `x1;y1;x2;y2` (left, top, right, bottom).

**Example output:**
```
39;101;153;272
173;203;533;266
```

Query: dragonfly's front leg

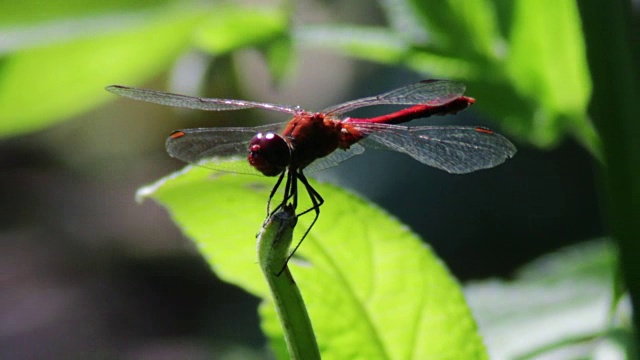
266;171;287;217
266;169;297;218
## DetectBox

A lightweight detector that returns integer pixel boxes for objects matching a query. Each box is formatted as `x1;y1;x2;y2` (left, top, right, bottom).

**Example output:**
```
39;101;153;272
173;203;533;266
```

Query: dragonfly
106;80;516;260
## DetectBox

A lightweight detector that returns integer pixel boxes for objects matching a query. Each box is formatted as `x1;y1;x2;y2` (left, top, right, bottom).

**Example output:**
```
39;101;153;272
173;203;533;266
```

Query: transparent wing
304;143;365;173
106;85;302;114
353;123;517;174
165;122;287;175
322;80;466;116
166;122;365;175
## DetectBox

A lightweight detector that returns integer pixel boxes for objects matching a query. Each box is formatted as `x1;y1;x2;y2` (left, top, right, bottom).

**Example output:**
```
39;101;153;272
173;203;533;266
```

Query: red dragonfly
106;80;515;254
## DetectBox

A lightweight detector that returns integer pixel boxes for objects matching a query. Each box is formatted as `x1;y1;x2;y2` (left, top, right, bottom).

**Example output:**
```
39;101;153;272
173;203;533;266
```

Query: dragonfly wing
355;123;517;174
304;143;366;174
322;80;466;115
106;85;301;114
165;122;287;175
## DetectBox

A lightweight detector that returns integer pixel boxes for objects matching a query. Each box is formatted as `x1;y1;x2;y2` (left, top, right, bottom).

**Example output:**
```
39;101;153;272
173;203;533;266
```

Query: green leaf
297;25;480;79
505;0;592;144
0;0;172;27
0;8;202;137
408;0;501;59
139;164;488;359
296;26;410;65
579;0;640;337
261;35;296;86
137;166;272;296
297;2;599;154
193;6;289;55
466;240;629;358
0;3;292;138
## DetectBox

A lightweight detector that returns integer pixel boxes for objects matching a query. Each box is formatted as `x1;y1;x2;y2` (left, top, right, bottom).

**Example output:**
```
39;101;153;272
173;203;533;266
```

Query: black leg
278;169;324;275
282;170;296;208
291;171;299;210
271;170;296;215
267;171;286;216
296;170;324;217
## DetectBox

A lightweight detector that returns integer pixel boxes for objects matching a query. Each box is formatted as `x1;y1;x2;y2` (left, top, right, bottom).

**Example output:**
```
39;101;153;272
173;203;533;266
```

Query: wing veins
106;85;300;114
322;80;466;115
355;124;516;174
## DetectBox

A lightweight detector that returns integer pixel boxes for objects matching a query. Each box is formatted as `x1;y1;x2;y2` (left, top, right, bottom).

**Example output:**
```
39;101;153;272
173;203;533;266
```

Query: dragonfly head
248;132;291;176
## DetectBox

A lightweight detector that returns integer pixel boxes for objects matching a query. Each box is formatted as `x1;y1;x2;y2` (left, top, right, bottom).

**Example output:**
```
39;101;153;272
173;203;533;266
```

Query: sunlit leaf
0;8;203;137
193;6;289;55
139;164;488;359
0;3;292;138
0;0;171;27
505;0;592;145
466;240;627;359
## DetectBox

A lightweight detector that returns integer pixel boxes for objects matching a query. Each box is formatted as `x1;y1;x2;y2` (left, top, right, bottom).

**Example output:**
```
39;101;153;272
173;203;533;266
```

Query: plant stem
257;206;321;360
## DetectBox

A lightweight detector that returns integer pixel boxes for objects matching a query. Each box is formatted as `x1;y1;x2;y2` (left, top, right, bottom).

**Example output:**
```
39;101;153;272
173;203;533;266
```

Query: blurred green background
1;0;637;358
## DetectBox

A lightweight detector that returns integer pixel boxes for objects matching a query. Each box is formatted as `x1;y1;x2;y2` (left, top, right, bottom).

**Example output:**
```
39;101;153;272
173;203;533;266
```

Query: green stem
257;206;320;360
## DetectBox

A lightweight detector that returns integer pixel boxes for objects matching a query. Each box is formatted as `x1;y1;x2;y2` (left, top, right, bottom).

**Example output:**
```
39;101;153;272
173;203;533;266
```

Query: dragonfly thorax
248;132;291;176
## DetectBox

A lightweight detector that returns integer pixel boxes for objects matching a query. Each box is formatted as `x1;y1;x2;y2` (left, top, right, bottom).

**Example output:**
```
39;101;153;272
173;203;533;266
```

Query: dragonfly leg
267;171;286;216
278;169;324;275
296;171;324;218
291;171;299;210
282;170;296;208
270;170;297;217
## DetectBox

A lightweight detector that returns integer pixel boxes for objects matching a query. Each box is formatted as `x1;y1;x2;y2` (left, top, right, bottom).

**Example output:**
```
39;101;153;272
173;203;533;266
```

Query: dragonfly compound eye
248;132;291;176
